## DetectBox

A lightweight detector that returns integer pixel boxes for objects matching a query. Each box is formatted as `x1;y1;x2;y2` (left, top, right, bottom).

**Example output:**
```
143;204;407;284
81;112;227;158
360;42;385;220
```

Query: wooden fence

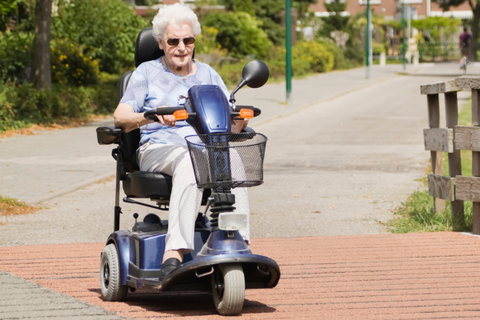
421;76;480;234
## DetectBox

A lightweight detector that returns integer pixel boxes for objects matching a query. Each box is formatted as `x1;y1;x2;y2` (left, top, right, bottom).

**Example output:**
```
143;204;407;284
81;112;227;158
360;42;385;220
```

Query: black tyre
100;244;128;301
211;264;245;315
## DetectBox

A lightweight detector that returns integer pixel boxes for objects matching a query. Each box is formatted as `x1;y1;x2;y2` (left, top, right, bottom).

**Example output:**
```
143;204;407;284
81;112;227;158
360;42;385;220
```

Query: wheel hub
103;261;110;287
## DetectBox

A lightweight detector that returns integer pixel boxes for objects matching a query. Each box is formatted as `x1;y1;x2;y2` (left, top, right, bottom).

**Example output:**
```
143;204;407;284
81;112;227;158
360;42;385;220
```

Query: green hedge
0;75;118;132
0;30;34;83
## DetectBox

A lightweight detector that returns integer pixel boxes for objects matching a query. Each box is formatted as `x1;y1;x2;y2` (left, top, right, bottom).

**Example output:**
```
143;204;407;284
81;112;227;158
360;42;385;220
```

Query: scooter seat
123;171;172;199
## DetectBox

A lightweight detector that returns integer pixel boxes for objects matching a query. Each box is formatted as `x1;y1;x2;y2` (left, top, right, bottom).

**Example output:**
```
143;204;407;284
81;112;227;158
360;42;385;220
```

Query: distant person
423;30;431;43
459;27;471;62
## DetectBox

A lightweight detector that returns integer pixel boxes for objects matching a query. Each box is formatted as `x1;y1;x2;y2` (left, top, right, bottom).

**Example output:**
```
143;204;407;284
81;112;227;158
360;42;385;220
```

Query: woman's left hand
231;118;248;133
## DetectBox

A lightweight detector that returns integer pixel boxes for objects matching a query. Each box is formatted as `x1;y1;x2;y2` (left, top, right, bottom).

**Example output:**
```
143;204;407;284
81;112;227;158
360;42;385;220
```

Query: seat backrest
118;28;164;102
117;28;165;172
134;27;164;69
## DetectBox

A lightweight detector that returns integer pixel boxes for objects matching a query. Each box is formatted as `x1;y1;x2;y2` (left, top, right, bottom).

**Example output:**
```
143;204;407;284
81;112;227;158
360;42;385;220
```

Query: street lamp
359;0;381;79
286;0;292;103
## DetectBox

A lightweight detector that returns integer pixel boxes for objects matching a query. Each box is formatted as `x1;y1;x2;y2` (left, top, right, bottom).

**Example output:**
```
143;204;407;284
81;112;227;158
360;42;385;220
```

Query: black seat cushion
123;171;172;199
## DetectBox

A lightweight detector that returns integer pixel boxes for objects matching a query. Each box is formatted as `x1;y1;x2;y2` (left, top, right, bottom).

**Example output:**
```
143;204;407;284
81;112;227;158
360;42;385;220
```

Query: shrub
0;31;34;82
292;41;334;73
51;40;100;86
216;62;245;88
201;11;272;59
195;25;221;54
51;0;148;74
372;42;386;55
0;79;117;132
316;38;349;70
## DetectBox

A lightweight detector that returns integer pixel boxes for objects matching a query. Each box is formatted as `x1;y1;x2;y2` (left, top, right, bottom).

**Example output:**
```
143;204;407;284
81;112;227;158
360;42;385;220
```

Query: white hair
152;3;201;42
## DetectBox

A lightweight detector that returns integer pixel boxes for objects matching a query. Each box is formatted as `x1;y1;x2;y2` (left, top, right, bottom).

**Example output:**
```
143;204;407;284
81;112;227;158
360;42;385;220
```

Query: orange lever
173;110;189;120
239;108;254;119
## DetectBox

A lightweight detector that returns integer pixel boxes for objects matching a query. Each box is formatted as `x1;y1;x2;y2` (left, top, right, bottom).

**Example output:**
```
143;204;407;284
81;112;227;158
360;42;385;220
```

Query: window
358;0;382;4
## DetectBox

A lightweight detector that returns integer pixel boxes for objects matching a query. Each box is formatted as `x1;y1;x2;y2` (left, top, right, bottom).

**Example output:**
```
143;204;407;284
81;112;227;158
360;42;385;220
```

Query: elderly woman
113;3;251;280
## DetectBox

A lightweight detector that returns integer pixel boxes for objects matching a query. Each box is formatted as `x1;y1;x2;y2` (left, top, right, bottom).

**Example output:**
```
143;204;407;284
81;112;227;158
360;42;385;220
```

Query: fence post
445;92;465;225
471;89;480;233
427;94;446;213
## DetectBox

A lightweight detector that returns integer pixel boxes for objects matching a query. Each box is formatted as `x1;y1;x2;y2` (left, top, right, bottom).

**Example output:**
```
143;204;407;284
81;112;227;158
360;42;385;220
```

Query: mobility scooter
96;28;280;315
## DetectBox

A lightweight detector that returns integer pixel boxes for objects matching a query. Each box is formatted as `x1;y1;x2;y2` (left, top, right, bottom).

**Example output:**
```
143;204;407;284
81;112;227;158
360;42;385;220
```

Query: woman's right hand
114;103;153;132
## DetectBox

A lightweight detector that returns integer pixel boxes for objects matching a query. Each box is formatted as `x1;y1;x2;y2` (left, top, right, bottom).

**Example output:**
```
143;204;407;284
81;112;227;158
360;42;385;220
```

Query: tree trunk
33;0;53;90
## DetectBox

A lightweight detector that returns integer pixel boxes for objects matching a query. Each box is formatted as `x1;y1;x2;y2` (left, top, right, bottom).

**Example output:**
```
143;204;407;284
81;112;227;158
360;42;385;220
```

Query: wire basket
185;133;267;189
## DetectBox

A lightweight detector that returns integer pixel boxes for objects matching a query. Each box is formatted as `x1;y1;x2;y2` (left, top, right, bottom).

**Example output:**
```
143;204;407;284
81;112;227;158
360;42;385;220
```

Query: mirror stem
229;79;246;111
229;97;237;111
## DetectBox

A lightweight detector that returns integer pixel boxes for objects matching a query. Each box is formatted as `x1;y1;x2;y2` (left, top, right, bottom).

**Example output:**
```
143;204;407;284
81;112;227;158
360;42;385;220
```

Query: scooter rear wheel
100;244;128;301
211;263;245;315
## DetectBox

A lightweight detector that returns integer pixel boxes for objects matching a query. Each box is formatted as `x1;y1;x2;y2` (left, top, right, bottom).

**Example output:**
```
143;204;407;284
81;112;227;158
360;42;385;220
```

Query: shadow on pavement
88;288;276;317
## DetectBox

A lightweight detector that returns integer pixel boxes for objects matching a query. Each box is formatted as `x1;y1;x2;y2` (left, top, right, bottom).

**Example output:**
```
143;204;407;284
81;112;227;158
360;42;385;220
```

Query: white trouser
138;142;250;253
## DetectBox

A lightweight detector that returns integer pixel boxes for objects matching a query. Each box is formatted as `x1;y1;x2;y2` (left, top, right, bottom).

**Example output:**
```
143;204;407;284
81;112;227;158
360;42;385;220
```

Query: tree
0;0;22;31
202;11;272;58
432;0;480;61
51;0;147;74
233;0;254;16
324;0;349;30
32;0;52;90
293;0;317;19
320;0;350;37
219;0;319;45
220;0;284;45
435;0;466;10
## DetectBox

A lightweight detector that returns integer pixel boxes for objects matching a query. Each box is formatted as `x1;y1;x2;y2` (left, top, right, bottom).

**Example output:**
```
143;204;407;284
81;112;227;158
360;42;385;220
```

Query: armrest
97;126;122;145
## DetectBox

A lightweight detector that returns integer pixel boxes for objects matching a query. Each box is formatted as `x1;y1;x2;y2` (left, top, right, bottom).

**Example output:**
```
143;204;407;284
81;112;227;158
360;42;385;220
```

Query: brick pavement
1;232;479;319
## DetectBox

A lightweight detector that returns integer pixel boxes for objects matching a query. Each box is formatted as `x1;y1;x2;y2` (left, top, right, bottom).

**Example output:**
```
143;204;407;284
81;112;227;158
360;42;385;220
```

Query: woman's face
159;22;195;73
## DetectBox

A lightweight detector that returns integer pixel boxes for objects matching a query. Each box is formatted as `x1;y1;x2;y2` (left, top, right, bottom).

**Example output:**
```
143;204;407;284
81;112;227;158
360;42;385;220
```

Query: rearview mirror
230;60;270;105
242;60;270;88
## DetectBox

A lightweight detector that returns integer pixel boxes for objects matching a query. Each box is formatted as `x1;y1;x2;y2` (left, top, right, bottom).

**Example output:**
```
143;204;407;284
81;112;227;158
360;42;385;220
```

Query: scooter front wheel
211;263;245;315
100;244;128;301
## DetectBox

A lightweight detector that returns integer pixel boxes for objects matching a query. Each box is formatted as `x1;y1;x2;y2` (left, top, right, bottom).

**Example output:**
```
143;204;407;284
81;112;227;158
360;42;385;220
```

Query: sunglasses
166;37;195;47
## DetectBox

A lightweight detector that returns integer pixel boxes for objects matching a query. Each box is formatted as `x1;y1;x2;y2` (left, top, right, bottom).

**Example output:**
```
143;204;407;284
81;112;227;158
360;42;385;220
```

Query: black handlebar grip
144;107;186;121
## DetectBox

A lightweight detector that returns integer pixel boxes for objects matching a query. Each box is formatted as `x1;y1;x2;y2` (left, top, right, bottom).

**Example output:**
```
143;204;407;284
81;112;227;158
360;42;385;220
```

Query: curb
26;170;116;205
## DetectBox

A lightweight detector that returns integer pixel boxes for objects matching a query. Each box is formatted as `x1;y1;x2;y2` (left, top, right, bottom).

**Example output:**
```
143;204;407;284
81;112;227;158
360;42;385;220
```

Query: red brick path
1;232;480;319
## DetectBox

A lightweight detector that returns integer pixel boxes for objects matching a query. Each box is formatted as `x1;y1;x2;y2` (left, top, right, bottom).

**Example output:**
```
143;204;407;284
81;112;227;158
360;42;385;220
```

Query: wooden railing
421;76;480;234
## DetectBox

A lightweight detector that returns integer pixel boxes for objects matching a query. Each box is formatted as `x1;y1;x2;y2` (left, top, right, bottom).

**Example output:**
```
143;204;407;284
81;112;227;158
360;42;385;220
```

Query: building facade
309;0;472;20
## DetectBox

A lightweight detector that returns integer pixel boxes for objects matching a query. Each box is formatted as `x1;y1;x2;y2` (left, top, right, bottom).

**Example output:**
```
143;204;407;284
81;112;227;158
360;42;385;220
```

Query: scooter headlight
218;212;248;231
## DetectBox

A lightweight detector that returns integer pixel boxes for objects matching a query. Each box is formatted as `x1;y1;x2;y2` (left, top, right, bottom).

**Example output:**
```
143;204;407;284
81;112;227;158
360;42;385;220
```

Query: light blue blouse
120;58;230;147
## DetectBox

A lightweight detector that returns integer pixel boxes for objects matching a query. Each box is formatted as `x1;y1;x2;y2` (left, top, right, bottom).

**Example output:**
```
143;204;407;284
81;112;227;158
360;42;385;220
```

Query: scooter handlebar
144;105;261;122
144;107;186;121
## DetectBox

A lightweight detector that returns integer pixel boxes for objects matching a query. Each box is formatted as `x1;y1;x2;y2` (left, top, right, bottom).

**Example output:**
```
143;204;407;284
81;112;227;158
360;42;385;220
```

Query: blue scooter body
103;60;280;309
109;84;280;291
